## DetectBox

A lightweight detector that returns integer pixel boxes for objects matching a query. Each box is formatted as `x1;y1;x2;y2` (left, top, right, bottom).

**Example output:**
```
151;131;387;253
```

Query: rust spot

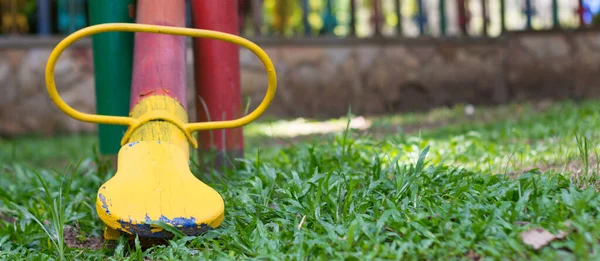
162;88;170;94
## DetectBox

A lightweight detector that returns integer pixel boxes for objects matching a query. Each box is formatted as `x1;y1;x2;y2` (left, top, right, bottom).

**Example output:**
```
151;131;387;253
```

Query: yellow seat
96;140;224;239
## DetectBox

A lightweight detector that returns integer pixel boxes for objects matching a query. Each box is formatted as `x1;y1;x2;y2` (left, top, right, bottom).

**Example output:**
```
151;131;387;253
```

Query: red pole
577;0;585;27
191;0;243;171
130;0;187;110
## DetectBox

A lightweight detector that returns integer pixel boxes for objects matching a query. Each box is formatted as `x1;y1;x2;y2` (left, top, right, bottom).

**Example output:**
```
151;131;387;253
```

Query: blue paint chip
116;215;211;239
128;141;139;147
98;194;110;215
158;215;197;227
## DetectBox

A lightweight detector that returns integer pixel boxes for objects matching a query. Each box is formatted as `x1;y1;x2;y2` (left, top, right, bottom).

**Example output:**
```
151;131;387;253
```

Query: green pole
88;0;135;155
395;0;402;36
439;0;446;36
552;0;560;28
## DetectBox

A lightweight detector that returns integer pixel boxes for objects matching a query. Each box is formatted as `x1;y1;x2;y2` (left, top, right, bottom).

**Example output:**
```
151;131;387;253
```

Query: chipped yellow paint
96;140;225;237
45;23;278;239
126;95;191;155
96;95;224;238
151;227;164;233
104;226;121;241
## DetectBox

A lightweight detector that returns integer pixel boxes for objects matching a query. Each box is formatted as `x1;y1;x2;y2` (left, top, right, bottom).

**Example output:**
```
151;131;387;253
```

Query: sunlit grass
0;99;599;259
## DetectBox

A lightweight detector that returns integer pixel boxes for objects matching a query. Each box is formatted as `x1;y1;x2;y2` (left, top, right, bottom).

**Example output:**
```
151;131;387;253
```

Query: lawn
0;99;599;260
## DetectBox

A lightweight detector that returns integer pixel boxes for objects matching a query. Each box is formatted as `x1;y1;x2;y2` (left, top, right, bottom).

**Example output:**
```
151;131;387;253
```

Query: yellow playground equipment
44;23;276;240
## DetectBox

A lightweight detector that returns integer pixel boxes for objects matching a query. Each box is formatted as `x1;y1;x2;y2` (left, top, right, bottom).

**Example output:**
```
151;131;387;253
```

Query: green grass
1;99;599;260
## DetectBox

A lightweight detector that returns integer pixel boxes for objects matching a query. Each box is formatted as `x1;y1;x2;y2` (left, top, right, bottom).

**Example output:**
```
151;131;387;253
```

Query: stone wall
1;29;599;136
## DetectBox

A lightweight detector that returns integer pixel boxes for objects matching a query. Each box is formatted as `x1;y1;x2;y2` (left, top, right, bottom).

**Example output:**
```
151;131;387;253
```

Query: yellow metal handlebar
46;23;277;146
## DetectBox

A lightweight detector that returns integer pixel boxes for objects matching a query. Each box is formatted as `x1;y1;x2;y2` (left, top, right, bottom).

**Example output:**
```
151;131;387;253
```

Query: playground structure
1;0;597;37
44;1;277;240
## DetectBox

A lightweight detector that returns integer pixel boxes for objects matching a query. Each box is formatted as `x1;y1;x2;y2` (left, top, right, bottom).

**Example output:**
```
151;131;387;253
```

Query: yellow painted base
104;226;121;241
46;23;279;241
96;140;225;239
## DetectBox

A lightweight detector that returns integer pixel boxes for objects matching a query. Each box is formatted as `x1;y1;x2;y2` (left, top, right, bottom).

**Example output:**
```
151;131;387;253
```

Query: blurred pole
349;0;356;36
321;0;336;35
274;0;289;36
500;0;505;33
481;0;487;36
302;0;310;35
439;0;447;36
372;0;382;36
88;0;135;157
252;0;263;36
524;0;532;30
417;0;425;35
577;0;585;27
237;0;245;34
551;0;559;28
191;0;244;172
457;0;468;36
37;0;51;35
395;0;403;36
58;0;86;34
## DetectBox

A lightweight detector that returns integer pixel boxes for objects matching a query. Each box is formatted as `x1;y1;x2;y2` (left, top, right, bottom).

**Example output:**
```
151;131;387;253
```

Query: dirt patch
513;155;599;190
465;250;482;260
0;212;16;223
64;225;103;250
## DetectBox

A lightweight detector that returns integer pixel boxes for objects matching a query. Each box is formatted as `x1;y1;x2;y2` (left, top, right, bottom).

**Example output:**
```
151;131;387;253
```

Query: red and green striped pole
191;0;244;171
88;0;135;157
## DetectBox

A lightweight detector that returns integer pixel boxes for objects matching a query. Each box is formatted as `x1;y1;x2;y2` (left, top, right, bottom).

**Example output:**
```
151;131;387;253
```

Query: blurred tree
268;0;302;36
1;0;31;34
